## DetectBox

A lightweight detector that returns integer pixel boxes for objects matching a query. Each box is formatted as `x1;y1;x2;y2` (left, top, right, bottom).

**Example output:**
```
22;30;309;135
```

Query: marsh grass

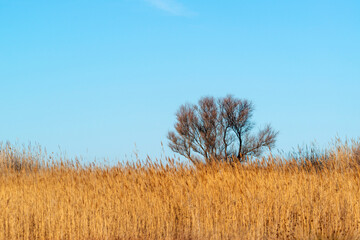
1;140;360;239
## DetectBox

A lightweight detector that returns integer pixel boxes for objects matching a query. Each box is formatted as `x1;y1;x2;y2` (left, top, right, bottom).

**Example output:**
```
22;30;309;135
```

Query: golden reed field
1;141;360;240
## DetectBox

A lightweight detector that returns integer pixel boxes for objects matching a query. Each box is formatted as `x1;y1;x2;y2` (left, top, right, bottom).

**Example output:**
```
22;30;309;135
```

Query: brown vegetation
0;141;360;239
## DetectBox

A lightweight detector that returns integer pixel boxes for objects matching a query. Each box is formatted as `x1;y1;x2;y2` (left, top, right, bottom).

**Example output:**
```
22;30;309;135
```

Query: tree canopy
167;95;278;164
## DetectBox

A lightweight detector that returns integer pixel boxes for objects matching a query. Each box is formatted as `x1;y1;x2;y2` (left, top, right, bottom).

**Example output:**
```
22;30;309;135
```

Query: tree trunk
237;137;242;160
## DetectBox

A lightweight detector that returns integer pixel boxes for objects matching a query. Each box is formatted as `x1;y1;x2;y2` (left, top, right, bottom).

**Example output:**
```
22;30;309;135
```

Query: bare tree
167;95;278;164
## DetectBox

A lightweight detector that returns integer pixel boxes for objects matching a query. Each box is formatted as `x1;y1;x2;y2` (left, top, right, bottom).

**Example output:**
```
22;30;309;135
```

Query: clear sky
1;0;359;164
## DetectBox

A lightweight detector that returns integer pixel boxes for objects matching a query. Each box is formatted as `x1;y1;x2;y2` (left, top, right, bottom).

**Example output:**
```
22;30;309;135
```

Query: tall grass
0;141;360;239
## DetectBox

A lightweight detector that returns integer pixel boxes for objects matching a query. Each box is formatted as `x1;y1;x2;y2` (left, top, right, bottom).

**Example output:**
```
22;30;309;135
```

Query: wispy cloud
145;0;195;16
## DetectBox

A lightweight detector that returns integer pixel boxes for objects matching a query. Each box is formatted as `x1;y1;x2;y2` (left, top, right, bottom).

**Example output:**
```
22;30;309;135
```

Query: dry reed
0;141;360;239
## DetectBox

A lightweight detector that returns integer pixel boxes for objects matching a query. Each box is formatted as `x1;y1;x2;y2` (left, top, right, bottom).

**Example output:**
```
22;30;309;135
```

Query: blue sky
1;0;359;164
